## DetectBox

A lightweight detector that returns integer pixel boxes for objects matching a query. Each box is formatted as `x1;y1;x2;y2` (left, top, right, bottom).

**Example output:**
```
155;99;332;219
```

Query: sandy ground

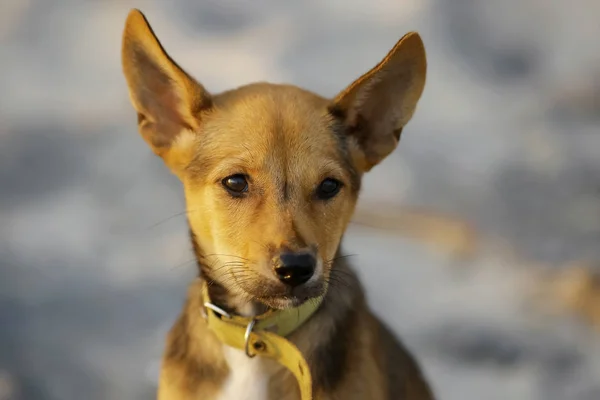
1;1;600;399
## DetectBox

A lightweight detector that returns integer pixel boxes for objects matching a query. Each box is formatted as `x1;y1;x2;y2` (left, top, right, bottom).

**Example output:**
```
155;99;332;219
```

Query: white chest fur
215;345;273;400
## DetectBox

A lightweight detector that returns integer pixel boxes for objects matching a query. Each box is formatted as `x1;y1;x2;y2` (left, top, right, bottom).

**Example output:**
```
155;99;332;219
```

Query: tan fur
121;8;432;399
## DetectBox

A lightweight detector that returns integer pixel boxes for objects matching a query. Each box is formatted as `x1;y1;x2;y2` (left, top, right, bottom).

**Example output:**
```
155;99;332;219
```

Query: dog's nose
275;252;316;287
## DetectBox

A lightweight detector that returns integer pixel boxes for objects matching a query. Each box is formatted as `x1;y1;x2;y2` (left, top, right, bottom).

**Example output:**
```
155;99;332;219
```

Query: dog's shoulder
158;283;228;399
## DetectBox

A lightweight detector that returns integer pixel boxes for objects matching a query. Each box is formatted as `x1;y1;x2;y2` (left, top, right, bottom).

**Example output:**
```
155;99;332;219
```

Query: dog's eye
316;178;343;200
222;174;249;196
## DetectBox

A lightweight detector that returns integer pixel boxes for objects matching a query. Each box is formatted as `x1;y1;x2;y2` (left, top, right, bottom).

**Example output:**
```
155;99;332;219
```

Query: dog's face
180;85;361;309
121;10;426;309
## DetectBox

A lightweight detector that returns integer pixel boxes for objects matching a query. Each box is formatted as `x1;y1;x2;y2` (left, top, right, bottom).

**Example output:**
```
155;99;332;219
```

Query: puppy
121;9;434;400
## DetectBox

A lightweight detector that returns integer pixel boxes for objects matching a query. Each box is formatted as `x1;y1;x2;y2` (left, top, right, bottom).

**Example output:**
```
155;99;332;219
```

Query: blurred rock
545;263;600;331
0;371;16;400
549;72;600;123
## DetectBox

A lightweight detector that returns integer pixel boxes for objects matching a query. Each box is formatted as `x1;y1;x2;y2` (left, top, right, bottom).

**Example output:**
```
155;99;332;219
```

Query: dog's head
121;10;426;309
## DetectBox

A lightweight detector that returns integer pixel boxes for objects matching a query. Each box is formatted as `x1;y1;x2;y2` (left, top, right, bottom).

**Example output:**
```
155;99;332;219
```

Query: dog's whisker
201;253;252;261
328;254;358;263
145;209;202;230
168;258;198;271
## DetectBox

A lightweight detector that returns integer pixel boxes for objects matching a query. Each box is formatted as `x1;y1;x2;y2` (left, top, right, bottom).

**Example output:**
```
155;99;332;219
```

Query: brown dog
121;9;433;400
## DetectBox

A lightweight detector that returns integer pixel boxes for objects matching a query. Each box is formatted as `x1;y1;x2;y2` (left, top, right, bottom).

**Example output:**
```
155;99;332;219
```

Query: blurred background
1;0;600;399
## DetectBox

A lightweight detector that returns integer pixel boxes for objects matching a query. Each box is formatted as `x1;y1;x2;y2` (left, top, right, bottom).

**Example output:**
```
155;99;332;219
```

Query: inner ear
130;45;192;147
121;9;211;165
331;32;427;171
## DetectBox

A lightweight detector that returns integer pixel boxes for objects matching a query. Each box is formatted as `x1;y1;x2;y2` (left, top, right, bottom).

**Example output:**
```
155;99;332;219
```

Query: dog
121;8;433;400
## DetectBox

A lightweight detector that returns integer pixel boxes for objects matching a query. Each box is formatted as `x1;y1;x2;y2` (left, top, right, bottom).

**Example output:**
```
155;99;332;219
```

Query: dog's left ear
331;32;427;172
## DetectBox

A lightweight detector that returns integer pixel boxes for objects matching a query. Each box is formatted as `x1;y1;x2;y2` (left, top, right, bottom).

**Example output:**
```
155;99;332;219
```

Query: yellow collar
201;284;324;400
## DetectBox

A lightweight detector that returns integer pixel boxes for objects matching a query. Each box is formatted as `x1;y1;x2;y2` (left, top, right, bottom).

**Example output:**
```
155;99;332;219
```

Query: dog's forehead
197;84;345;174
211;83;332;140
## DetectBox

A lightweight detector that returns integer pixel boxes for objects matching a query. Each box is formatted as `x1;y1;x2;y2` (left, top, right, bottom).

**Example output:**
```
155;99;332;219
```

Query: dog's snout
275;252;316;287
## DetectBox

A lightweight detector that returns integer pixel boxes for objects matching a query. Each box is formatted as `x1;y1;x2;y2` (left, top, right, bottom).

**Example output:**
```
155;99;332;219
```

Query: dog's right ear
121;9;211;168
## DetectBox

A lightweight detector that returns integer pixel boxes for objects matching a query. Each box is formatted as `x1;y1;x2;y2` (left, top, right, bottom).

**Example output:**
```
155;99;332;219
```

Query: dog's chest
214;345;279;400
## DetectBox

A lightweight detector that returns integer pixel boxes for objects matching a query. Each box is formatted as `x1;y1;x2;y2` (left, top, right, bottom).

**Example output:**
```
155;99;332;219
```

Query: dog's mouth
256;295;310;310
256;292;318;310
238;281;326;310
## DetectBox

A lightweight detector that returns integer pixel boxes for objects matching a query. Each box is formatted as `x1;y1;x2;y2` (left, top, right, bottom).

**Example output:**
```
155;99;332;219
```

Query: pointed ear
331;32;427;172
121;9;211;168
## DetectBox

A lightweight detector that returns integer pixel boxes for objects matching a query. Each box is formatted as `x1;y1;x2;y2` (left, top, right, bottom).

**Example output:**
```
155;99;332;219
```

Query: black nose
275;252;316;287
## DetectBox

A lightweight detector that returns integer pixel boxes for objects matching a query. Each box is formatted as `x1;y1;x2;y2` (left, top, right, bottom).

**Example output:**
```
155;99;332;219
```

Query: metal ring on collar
204;302;232;319
244;319;257;358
